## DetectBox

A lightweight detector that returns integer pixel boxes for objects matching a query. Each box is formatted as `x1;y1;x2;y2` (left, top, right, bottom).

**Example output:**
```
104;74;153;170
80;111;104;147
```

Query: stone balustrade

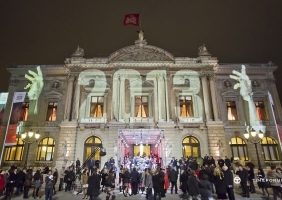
129;117;154;123
179;116;203;123
80;117;107;123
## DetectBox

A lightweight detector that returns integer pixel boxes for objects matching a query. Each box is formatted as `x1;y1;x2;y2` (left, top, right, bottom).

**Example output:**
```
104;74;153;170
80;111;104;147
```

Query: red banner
5;92;26;146
123;14;140;26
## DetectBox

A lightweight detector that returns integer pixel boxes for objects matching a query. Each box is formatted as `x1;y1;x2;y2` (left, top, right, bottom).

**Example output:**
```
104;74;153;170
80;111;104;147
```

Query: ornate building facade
1;37;281;169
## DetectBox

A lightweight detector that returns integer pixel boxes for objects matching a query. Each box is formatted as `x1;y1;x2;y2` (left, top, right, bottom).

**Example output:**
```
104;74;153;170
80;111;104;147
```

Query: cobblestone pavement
4;187;280;200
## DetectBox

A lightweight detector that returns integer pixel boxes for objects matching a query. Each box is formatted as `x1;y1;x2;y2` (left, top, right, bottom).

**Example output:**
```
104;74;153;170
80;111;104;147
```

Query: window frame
36;137;55;161
261;137;279;161
4;138;25;161
90;96;104;118
135;96;149;117
254;101;268;121
46;102;58;121
229;137;249;161
226;101;238;121
19;102;29;121
182;136;200;157
179;96;194;117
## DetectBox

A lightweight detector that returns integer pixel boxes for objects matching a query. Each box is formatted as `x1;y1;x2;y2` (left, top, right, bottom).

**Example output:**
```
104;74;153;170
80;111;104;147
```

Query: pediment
221;90;239;96
109;45;174;62
252;90;267;96
44;91;63;99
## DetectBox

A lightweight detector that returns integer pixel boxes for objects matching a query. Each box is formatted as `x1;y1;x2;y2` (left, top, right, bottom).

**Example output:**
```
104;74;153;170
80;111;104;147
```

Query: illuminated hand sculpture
230;65;259;126
24;66;44;114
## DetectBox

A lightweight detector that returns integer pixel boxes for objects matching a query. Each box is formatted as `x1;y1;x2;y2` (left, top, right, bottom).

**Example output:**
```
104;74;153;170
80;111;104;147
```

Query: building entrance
84;136;102;163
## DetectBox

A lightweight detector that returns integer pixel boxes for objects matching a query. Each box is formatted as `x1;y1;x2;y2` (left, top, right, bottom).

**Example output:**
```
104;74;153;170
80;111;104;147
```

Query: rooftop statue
230;65;260;127
72;46;84;57
137;30;144;41
198;44;210;55
24;66;44;114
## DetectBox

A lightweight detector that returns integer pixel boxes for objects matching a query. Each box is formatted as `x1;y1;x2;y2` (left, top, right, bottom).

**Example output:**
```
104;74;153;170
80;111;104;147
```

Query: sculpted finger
37;66;43;77
25;74;34;82
229;75;239;80
232;70;243;77
234;83;240;89
28;70;38;77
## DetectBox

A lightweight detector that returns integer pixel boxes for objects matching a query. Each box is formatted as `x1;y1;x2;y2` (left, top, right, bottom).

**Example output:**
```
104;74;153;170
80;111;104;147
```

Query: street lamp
21;130;40;168
243;127;264;169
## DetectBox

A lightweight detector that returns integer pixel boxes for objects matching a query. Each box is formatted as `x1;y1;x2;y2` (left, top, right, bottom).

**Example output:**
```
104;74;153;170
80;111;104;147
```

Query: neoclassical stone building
1;37;281;169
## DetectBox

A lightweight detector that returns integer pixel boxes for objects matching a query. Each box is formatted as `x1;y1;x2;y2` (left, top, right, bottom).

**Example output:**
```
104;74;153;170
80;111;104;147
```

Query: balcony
226;121;241;126
129;117;154;123
179;117;203;123
80;117;107;124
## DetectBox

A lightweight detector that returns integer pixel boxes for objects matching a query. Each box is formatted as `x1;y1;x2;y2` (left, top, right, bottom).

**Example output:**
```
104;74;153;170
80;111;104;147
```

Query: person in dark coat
199;174;212;200
224;156;231;168
168;168;178;194
88;158;95;176
257;168;269;196
180;170;188;198
246;165;256;193
52;168;58;195
199;166;208;180
76;158;81;173
101;167;108;192
152;170;161;200
222;165;235;200
23;169;32;199
213;167;227;200
236;165;250;198
87;168;101;200
6;168;17;199
123;168;131;197
217;157;225;168
187;170;200;198
158;168;165;197
15;168;24;195
65;167;75;192
130;168;139;195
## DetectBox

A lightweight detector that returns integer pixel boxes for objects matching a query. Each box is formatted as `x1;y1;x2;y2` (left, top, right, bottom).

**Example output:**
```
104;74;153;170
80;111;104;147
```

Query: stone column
153;78;159;122
130;95;135;118
175;90;180;118
103;92;108;119
209;75;220;121
71;75;81;121
148;91;153;117
157;74;163;121
164;75;170;121
63;75;75;121
119;75;125;122
201;74;212;121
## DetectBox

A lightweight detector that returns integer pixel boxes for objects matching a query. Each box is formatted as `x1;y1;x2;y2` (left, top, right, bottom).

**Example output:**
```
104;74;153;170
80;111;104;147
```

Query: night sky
1;1;282;100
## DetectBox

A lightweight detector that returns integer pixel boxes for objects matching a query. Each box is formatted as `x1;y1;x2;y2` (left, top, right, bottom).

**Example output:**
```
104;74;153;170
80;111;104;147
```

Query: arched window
4;138;25;161
36;137;55;161
84;136;102;162
261;137;279;161
229;137;248;161
182;136;200;157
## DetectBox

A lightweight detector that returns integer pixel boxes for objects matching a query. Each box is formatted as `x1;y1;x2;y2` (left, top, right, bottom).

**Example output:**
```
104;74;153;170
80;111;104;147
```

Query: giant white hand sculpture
24;66;44;114
230;65;259;126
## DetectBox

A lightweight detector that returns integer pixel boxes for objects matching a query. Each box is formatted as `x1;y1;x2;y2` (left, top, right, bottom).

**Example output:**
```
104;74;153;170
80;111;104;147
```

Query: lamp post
243;128;264;169
21;130;40;169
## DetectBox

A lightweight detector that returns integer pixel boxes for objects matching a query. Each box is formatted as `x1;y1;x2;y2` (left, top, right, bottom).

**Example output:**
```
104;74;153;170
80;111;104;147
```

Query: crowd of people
0;154;282;200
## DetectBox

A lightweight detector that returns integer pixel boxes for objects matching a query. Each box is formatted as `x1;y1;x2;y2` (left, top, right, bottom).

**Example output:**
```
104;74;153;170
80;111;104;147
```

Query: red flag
123;14;140;26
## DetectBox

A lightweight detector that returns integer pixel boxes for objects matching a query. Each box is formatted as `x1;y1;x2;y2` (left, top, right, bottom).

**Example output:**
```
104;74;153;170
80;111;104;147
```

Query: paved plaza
5;186;279;200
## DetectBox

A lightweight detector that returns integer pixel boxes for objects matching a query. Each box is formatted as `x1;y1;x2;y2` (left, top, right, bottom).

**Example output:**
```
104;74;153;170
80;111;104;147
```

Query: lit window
226;101;238;120
19;102;29;121
180;96;194;117
229;137;248;161
4;138;25;161
261;137;279;161
135;96;148;117
46;102;57;121
36;137;55;161
90;97;104;117
255;101;268;120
